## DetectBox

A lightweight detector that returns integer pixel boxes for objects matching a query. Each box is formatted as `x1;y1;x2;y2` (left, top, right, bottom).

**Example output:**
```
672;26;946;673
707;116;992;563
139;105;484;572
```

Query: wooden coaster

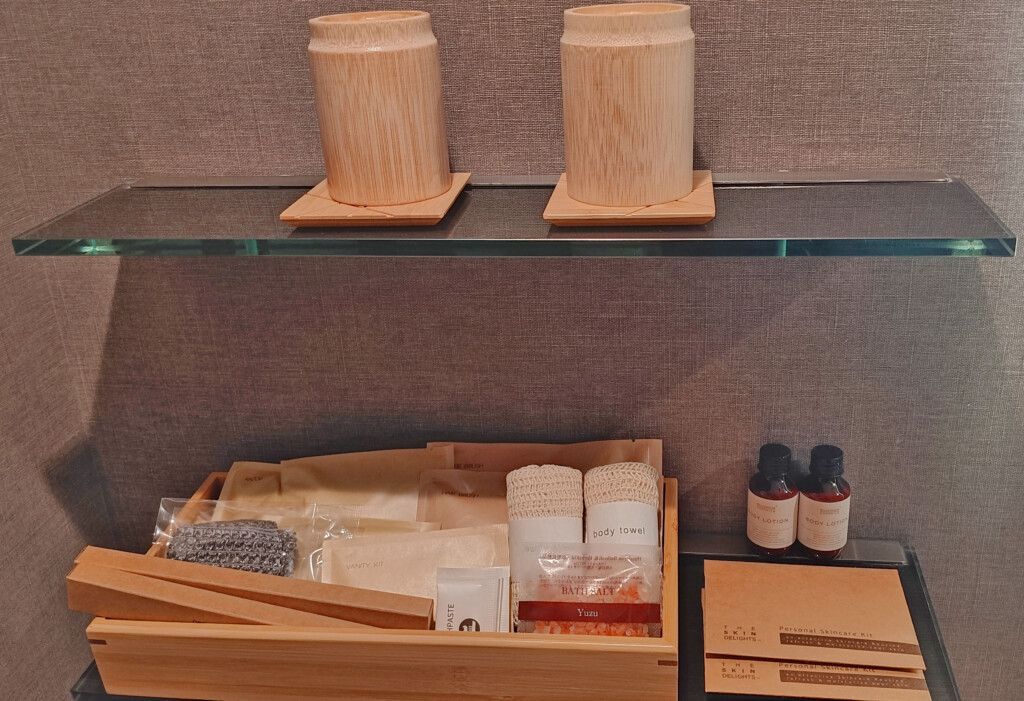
543;170;715;226
280;173;471;227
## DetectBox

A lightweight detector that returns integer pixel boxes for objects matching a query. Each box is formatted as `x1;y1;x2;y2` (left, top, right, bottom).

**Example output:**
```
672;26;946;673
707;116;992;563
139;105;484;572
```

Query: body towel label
586;501;660;546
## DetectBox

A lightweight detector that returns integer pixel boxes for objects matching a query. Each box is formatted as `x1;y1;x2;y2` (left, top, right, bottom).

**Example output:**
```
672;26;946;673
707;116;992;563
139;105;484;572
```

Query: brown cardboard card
704;658;931;700
703;561;925;670
427;439;662;474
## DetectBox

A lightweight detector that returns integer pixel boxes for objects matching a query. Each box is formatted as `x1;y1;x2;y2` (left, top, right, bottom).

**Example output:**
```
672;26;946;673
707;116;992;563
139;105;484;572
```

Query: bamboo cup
308;11;452;206
561;3;695;206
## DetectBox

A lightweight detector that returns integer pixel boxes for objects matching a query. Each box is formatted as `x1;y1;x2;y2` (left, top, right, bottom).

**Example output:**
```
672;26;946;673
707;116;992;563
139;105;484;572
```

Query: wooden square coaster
543;170;715;226
280;173;471;227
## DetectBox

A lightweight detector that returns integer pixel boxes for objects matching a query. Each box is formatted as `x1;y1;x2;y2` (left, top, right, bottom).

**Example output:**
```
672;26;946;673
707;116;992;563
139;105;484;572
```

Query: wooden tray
280;173;471;227
86;474;679;700
544;170;715;226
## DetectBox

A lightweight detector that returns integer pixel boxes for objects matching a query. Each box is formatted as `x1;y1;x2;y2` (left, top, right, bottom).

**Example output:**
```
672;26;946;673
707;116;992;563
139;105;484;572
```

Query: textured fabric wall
1;1;1023;699
0;91;114;699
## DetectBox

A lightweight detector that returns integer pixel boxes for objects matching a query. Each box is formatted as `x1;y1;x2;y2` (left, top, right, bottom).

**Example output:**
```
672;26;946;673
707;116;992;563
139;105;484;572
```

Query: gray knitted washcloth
166;519;297;577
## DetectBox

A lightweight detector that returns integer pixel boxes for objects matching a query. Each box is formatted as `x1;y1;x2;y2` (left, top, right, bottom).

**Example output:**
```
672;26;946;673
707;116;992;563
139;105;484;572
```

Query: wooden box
87;474;679;700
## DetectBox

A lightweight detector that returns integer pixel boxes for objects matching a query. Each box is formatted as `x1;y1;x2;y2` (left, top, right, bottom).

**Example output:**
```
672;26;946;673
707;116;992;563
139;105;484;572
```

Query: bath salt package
514;543;663;637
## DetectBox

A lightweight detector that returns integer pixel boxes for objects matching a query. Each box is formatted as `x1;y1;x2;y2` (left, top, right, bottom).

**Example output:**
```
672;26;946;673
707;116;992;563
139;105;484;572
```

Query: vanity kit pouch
84;471;680;700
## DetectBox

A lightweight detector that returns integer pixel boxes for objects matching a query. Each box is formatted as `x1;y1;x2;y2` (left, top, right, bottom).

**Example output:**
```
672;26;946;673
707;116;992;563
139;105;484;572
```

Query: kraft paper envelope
322;524;509;600
278;445;455;521
703;560;925;670
704;658;931;700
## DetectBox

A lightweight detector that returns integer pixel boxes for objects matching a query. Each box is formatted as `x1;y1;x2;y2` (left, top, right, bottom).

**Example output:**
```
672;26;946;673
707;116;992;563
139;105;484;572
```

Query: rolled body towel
506;464;584;627
584;462;660;546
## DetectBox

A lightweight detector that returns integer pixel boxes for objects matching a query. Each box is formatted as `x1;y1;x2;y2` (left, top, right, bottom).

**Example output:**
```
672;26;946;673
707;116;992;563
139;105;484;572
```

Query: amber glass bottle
797;445;851;560
746;443;799;556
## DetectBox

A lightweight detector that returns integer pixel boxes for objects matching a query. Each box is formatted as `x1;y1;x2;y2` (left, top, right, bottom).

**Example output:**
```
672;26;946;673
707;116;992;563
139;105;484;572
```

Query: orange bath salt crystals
515;542;663;637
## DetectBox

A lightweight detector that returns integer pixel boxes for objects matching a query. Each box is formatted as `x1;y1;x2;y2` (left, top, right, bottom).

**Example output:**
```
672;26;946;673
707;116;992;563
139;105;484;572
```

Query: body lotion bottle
746;443;799;556
797;445;851;560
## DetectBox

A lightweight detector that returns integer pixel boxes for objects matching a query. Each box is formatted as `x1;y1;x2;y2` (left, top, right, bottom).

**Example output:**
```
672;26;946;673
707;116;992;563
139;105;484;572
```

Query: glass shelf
14;173;1015;258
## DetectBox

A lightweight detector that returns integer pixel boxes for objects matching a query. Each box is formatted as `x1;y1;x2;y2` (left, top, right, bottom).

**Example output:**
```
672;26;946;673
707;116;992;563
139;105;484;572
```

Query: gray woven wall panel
0;84;108;701
1;1;1022;699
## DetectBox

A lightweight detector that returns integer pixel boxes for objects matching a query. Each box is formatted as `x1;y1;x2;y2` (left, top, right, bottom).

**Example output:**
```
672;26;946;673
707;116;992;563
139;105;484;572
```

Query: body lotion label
746;492;798;549
797;495;851;551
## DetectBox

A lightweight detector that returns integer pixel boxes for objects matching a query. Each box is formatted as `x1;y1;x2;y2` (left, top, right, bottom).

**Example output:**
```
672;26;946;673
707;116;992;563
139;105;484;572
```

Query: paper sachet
322;524;510;599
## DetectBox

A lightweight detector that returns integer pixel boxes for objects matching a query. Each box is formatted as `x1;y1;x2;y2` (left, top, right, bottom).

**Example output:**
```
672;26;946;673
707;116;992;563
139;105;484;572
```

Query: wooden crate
87;474;680;700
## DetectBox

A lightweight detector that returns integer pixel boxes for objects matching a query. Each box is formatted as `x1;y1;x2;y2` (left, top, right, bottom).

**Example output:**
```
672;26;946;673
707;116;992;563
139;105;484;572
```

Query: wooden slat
69;563;370;628
90;619;677;700
661;478;680;653
77;546;432;629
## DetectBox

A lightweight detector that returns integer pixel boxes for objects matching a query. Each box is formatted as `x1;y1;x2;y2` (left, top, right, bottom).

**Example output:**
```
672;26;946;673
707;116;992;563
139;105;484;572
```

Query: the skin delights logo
459;618;481;632
719;660;757;680
723;624;758;642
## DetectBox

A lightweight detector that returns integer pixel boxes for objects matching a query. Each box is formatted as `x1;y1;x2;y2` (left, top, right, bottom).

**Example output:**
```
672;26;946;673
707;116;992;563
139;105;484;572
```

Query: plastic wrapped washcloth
166;519;297;577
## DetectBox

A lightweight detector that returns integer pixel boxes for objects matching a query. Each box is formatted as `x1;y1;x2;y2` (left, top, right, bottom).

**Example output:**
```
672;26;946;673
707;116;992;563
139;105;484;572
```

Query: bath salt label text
586;501;660;546
518;601;661;623
797;495;850;551
746;492;798;549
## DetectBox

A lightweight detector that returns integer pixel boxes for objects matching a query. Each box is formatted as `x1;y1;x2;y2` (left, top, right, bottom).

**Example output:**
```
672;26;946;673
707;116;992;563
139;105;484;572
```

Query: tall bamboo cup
308;11;451;206
561;3;694;206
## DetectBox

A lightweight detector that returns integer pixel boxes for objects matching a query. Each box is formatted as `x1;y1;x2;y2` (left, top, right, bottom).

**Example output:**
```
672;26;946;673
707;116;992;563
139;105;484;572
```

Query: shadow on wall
62;255;1024;553
44;439;119;549
78;255;788;547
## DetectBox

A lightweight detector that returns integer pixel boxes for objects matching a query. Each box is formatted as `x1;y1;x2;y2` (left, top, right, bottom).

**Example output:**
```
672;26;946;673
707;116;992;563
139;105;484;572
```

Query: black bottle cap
809;444;844;477
757;443;792;475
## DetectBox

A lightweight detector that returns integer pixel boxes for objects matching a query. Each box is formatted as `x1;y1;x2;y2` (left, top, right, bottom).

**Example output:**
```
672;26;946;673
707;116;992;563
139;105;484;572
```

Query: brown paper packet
427;439;662;475
214;462;289;519
322;524;509;600
704;658;930;700
703;561;925;670
417;469;508;529
278;445;455;521
349;518;441;535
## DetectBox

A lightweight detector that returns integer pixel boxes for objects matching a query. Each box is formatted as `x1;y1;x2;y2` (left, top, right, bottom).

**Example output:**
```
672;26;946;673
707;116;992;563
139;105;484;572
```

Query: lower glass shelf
70;535;960;701
15;173;1016;258
676;535;961;701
